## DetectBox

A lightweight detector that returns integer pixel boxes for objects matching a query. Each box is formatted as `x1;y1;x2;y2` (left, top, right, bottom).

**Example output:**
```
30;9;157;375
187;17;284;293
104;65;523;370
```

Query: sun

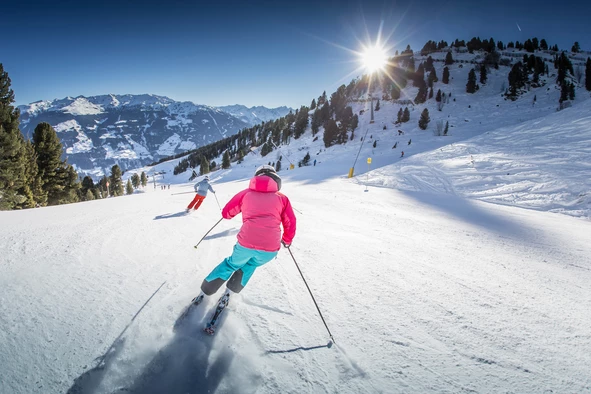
361;46;387;73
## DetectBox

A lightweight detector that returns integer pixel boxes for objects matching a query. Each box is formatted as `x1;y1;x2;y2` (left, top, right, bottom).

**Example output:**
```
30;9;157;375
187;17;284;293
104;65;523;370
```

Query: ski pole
286;246;335;346
194;217;223;249
96;281;166;367
213;193;222;211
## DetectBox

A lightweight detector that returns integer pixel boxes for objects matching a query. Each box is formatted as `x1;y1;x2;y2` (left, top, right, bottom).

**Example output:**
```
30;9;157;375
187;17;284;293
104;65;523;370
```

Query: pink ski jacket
222;175;296;252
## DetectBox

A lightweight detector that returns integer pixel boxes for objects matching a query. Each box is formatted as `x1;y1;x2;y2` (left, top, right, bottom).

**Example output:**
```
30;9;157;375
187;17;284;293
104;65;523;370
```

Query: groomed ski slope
1;109;591;393
1;160;590;393
2;49;591;393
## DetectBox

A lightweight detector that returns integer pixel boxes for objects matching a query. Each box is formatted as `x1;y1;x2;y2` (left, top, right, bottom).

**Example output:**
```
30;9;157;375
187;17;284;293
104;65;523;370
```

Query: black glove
281;240;291;248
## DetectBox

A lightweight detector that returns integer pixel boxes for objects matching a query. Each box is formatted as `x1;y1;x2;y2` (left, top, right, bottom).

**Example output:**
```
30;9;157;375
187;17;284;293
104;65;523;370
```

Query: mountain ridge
17;94;291;176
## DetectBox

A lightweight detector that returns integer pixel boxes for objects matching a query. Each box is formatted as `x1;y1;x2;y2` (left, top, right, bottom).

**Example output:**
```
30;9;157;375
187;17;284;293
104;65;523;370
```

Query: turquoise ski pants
201;243;278;294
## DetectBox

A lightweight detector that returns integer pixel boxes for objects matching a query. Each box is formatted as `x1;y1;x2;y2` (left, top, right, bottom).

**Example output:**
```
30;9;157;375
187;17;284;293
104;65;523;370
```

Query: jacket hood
249;175;280;192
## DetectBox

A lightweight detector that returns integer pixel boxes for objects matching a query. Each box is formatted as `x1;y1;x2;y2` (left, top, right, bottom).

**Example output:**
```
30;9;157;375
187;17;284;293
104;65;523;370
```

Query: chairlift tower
370;94;375;124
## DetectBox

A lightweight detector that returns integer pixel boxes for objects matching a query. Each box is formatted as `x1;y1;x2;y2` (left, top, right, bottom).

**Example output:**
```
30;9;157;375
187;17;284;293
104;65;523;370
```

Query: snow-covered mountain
17;94;253;176
217;104;292;125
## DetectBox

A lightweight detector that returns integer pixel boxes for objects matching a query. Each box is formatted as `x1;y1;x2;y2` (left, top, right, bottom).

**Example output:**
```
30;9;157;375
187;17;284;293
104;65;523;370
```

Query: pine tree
98;176;108;198
85;189;94;201
276;159;282;172
436;89;442;102
445;52;454;65
373;140;377;148
414;63;425;86
391;84;401;100
200;155;210;175
568;82;575;101
323;119;339;148
396;108;403;123
429;87;434;99
402;107;411;122
302;152;311;165
81;175;95;199
572;42;581;53
442;67;450;84
508;62;526;98
62;165;80;204
310;98;316;110
20;140;41;208
131;173;140;189
0;64;27;210
466;69;478;93
351;114;359;131
222;150;231;169
109;164;124;197
294;105;309;139
414;79;428;104
444;121;449;136
540;39;548;50
586;58;591;91
428;69;438;87
375;99;380;111
32;122;68;205
480;64;488;84
418;109;430;130
126;179;133;195
260;142;272;157
318;91;327;106
559;82;569;102
140;171;147;187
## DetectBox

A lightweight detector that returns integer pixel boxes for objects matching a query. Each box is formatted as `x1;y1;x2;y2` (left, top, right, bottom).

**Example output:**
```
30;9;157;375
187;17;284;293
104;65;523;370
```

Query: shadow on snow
67;312;241;394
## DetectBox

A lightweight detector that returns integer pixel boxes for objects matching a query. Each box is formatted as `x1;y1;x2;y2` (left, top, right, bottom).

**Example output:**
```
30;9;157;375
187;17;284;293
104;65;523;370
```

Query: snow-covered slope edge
365;103;591;218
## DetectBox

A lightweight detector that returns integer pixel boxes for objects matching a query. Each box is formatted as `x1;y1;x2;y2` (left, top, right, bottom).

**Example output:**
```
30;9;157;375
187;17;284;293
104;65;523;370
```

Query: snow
179;140;197;151
62;97;105;115
2;48;591;393
54;120;94;154
123;135;153;160
166;116;193;128
156;133;182;156
218;105;293;125
103;143;139;160
21;100;53;116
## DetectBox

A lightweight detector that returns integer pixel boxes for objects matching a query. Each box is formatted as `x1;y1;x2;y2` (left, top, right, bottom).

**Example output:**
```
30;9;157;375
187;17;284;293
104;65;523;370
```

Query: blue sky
4;0;591;109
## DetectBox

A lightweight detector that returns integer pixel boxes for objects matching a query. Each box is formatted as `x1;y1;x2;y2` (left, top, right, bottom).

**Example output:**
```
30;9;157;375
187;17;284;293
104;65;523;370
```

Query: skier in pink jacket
191;165;296;307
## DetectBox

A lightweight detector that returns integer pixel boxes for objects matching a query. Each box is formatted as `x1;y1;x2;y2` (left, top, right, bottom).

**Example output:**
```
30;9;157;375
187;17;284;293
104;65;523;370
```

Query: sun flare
361;46;387;73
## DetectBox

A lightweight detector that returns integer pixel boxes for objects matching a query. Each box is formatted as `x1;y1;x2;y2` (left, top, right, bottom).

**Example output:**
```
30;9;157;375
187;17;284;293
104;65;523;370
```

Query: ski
173;295;204;332
203;292;230;335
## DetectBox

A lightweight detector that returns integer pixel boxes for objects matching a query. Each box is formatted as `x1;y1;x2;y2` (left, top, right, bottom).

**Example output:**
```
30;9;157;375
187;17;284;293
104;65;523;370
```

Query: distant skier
190;165;296;319
408;139;412;145
392;142;398;149
186;175;215;212
313;159;317;166
400;151;404;158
